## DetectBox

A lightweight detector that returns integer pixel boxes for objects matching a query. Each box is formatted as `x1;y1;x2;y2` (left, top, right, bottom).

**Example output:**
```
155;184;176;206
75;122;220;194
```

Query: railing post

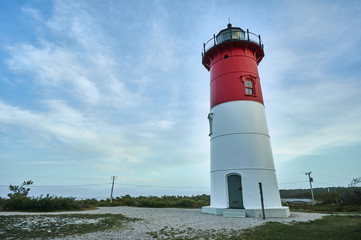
247;29;249;41
203;43;206;54
213;34;216;45
259;35;261;46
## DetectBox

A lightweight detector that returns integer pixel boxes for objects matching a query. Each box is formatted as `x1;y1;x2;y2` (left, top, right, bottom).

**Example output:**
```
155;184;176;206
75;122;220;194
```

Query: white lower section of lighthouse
202;101;290;217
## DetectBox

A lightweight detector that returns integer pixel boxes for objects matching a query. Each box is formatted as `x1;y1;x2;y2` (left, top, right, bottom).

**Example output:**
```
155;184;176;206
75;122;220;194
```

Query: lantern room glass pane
216;30;230;43
216;28;245;44
231;29;245;40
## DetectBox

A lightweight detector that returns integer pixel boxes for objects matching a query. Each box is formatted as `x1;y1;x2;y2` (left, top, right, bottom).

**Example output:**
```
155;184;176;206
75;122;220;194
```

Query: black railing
202;29;263;58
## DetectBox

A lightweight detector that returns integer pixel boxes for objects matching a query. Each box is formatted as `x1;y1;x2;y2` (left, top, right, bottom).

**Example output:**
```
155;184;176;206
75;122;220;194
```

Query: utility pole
305;172;315;205
110;176;117;204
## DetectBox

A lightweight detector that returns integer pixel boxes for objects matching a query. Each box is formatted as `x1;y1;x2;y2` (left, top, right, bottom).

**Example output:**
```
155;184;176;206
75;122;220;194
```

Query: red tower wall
202;42;265;109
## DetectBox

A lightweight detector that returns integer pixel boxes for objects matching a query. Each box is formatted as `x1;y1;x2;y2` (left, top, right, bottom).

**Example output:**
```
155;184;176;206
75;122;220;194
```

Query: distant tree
318;192;342;204
8;180;33;199
349;177;361;188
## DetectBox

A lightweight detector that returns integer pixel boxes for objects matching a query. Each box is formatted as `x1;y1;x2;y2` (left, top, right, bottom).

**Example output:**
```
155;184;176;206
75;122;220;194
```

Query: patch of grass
147;226;242;240
0;214;133;239
146;216;361;240
287;203;361;213
240;215;361;240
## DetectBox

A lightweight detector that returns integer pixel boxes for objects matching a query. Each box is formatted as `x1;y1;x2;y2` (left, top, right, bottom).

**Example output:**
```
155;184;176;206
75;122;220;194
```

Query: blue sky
1;0;361;199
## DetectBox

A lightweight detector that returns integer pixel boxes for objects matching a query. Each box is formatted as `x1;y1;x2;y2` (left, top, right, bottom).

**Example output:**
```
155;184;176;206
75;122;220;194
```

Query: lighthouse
201;24;289;218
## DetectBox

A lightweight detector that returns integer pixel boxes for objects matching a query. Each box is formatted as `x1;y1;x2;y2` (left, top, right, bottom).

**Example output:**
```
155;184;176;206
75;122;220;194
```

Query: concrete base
202;206;290;218
223;209;246;218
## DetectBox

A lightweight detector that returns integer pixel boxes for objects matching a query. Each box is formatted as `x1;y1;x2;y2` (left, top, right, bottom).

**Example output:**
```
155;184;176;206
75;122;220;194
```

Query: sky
0;0;361;199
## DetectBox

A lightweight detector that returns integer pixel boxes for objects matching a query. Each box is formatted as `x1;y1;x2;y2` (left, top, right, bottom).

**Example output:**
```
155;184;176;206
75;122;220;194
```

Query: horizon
1;0;361;199
1;181;358;200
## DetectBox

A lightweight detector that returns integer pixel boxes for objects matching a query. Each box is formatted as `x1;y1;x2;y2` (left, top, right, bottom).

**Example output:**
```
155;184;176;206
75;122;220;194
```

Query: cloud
261;1;361;163
0;95;208;178
19;161;61;165
268;73;361;160
0;100;96;142
6;1;140;109
6;43;100;104
21;7;43;22
1;0;210;179
156;120;175;130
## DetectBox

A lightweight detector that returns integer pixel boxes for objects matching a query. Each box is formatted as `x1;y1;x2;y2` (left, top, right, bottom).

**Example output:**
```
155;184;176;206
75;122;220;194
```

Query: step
222;209;246;218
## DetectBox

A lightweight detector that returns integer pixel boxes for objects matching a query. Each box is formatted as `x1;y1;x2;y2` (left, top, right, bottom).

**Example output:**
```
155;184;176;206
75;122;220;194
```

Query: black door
228;175;244;209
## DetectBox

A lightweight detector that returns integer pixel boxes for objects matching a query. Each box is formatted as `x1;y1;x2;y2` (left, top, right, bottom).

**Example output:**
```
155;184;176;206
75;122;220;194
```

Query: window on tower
245;80;255;95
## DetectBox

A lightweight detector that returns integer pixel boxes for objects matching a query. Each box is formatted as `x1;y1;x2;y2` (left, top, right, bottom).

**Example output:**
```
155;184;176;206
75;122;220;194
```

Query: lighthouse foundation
202;206;290;218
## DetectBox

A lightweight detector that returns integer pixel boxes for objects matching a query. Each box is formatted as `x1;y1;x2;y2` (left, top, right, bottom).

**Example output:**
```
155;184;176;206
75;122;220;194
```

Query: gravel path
1;207;328;239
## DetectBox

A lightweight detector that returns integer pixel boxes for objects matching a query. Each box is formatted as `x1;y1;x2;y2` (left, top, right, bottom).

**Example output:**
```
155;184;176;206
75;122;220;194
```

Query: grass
0;214;133;239
147;226;244;239
238;215;361;240
147;216;361;240
286;203;361;213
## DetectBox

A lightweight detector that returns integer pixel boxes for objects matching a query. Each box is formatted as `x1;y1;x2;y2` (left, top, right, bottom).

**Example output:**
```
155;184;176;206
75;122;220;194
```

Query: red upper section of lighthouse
202;24;265;109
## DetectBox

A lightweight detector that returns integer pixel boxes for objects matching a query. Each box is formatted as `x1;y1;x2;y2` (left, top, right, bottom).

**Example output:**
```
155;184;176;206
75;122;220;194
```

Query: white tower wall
209;101;283;210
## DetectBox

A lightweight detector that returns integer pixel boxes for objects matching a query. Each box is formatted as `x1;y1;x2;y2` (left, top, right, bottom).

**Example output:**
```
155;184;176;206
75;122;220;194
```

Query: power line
30;183;110;188
0;183;209;189
0;183;110;188
316;174;350;180
116;183;208;189
314;181;336;186
277;172;305;176
278;181;308;185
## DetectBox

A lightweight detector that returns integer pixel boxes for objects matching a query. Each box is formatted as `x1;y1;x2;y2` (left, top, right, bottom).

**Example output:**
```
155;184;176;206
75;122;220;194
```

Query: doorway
227;174;244;209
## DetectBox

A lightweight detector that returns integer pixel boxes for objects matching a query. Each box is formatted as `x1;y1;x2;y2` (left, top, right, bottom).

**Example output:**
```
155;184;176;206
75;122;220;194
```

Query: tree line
0;180;360;212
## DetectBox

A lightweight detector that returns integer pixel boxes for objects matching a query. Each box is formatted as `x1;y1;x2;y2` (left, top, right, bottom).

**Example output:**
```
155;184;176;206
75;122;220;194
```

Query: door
227;174;244;209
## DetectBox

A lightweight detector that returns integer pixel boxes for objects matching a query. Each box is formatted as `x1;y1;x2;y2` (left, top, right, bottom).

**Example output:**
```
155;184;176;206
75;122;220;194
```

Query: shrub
175;198;196;208
119;194;138;206
2;195;93;212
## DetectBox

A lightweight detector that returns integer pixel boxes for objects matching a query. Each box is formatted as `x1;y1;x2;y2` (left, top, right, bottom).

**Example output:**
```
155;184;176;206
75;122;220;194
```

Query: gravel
1;207;328;239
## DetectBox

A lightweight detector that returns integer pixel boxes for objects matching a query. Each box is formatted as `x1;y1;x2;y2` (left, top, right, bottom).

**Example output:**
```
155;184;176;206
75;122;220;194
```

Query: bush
105;194;210;209
2;195;93;212
0;180;208;211
318;192;342;205
138;196;167;208
119;194;138;206
175;198;196;208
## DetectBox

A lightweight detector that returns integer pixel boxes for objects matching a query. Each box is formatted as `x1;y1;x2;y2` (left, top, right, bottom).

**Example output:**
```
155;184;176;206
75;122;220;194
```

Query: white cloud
6;1;141;109
268;71;361;162
260;1;361;164
156;120;175;130
21;7;43;22
1;0;210;183
20;161;60;165
0;100;95;142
